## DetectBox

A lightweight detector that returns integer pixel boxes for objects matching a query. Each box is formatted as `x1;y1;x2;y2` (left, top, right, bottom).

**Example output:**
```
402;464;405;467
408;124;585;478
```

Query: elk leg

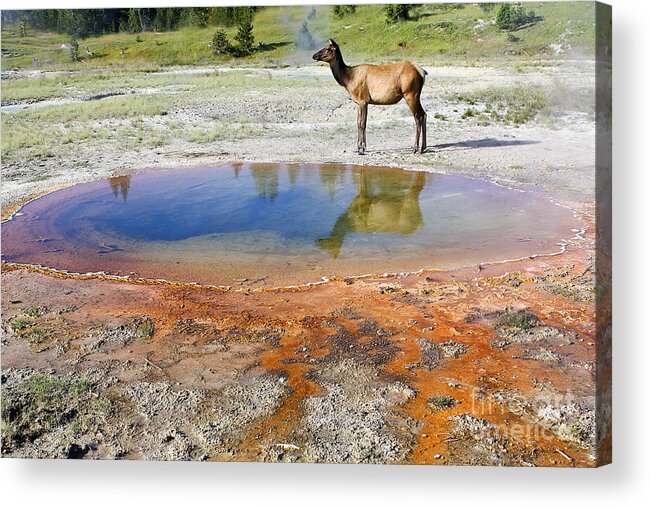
361;103;368;153
357;103;367;155
420;107;427;153
405;95;421;153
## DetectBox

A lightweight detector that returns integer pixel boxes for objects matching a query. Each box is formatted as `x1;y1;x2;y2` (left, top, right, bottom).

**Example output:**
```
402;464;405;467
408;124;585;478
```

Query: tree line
1;7;257;38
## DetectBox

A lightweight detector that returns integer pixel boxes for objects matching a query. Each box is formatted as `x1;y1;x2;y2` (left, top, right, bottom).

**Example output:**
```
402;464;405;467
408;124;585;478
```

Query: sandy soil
1;61;602;465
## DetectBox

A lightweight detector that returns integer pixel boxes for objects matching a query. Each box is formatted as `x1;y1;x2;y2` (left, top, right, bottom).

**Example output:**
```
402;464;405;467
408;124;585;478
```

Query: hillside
1;3;596;70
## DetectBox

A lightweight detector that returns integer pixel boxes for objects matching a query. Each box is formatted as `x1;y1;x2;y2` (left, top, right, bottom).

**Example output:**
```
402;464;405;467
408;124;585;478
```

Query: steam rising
280;5;330;64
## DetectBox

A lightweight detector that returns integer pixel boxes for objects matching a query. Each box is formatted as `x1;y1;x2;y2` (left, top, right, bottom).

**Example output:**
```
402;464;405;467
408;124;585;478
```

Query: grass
451;84;548;125
1;371;109;450
13;94;171;122
133;317;155;339
10;316;33;331
185;122;256;143
22;326;51;344
1;3;596;71
1;115;113;160
428;395;457;411
8;308;53;344
24;305;49;317
0;5;595;165
496;310;538;330
1;67;316;104
1;91;175;160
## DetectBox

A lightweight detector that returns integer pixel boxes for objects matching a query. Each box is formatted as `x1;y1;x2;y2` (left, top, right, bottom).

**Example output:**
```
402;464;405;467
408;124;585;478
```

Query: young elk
313;39;427;155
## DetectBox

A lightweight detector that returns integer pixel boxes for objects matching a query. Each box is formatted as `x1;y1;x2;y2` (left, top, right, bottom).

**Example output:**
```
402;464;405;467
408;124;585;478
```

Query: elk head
312;39;339;63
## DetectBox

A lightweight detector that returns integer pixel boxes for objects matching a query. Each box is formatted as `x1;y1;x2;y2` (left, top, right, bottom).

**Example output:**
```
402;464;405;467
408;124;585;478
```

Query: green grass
1;372;109;450
428;395;457;411
10;316;33;331
1;3;596;71
1;115;112;160
8;308;53;344
451;84;548;125
496;310;538;330
185;121;256;143
13;94;171;122
133;317;155;339
24;305;49;317
22;326;51;344
1;67;315;103
1;92;173;160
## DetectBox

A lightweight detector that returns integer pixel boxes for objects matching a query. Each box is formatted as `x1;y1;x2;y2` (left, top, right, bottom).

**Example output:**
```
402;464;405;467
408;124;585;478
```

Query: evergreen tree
234;9;255;56
69;36;79;61
211;29;231;55
127;9;141;33
297;21;316;50
19;17;28;37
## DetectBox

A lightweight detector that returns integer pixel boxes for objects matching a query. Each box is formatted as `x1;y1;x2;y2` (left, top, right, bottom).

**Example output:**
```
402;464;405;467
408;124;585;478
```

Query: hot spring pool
1;163;579;287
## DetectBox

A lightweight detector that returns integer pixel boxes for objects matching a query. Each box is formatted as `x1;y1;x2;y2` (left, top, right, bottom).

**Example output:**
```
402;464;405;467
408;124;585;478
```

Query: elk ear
328;39;338;48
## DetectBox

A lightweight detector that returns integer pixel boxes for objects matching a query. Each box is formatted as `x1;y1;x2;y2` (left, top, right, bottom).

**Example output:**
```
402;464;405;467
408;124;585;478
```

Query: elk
313;39;427;155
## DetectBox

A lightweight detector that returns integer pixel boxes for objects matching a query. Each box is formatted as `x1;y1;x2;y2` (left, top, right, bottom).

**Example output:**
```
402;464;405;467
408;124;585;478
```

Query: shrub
23;326;51;344
134;317;155;339
496;3;540;31
25;305;48;317
496;3;514;30
384;4;412;24
332;5;357;18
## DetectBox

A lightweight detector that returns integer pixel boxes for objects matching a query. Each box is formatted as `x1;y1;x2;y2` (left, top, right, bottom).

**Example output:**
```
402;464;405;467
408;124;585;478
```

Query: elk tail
414;64;428;80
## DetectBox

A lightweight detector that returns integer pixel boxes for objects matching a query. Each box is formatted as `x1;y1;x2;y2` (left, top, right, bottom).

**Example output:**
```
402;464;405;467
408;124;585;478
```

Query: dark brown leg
361;104;367;153
420;107;427;153
405;95;421;153
357;103;368;155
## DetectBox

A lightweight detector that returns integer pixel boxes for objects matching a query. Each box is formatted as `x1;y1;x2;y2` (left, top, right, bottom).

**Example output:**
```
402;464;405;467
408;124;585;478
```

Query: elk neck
329;49;351;88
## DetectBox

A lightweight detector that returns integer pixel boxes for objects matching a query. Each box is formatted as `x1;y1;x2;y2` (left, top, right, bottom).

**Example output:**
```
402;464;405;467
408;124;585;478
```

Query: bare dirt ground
1;61;601;465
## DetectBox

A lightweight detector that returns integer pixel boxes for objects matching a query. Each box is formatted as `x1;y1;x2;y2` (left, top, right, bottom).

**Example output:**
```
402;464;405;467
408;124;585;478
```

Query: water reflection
319;165;346;202
251;164;280;202
287;164;299;186
108;175;132;202
316;168;427;258
5;163;578;286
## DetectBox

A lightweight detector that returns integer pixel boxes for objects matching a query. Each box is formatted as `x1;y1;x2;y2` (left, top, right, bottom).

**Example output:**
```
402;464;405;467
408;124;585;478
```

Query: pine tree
211;29;231;55
234;10;254;56
19;17;28;37
127;9;141;33
297;21;316;50
69;36;79;62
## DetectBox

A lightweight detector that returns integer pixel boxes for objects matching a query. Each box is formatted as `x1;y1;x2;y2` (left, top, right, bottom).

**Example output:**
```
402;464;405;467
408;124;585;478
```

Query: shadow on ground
432;138;541;151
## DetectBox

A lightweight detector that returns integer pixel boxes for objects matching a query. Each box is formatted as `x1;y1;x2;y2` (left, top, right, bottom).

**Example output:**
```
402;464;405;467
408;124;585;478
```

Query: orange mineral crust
1;213;598;465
